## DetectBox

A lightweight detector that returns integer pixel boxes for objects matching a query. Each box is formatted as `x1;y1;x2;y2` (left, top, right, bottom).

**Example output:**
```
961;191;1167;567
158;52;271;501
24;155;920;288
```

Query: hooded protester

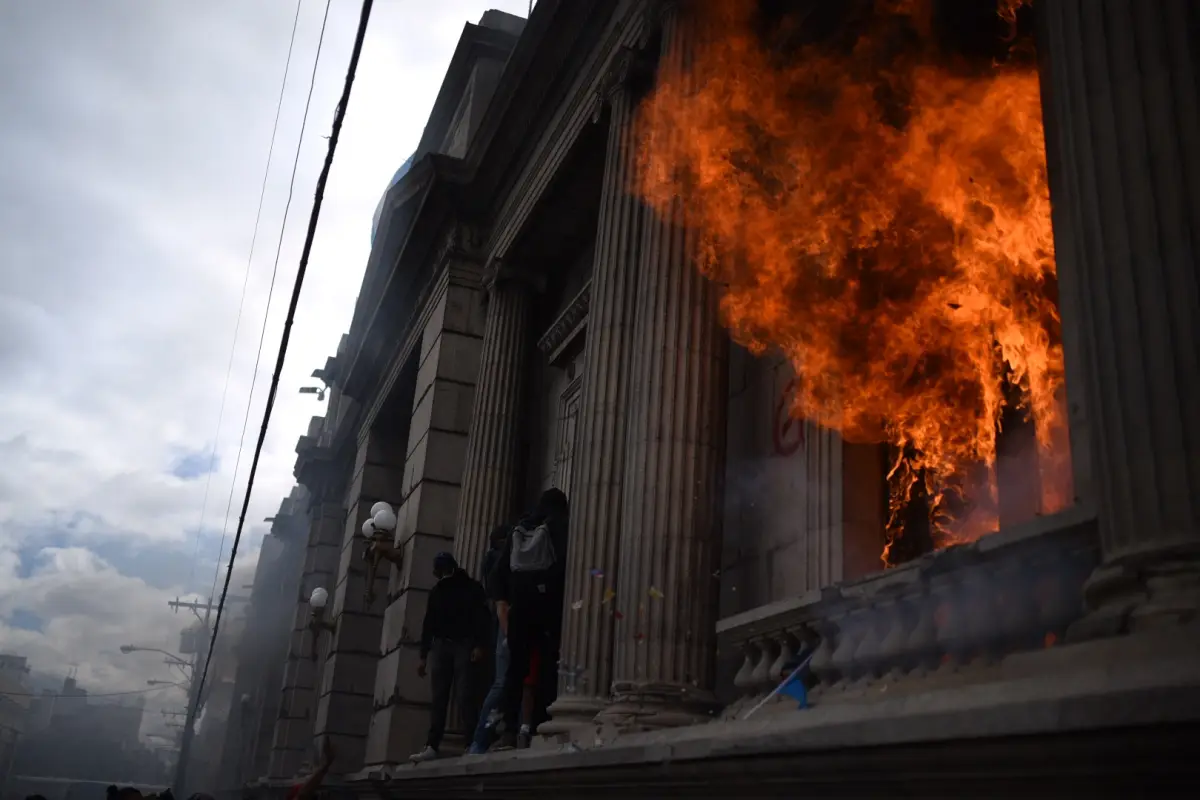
410;552;490;762
487;488;569;749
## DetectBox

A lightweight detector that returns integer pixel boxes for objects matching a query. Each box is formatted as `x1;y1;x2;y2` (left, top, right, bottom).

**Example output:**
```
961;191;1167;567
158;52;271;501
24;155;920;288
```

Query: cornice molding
537;280;592;364
483;2;648;264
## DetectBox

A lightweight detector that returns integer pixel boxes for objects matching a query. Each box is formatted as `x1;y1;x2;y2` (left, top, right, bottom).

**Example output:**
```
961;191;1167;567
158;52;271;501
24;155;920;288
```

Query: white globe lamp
309;587;329;610
372;506;397;532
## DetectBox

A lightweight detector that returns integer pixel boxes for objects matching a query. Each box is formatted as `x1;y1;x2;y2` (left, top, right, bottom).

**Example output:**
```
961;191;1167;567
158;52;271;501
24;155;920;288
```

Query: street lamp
362;501;400;604
121;643;201;796
307;587;336;660
120;646;192;672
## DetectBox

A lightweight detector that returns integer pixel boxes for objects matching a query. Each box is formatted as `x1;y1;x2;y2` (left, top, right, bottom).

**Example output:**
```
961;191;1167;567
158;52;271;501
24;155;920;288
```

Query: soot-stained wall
720;344;886;618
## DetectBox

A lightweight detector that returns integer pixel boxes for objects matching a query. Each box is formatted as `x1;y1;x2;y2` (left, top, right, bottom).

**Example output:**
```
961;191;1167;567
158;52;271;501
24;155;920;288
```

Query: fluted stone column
543;48;650;735
1038;0;1200;637
453;268;534;580
601;2;730;729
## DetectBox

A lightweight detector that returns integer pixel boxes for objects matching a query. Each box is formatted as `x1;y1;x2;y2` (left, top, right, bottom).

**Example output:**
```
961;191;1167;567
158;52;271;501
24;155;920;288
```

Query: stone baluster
545;45;652;735
732;641;759;695
958;566;998;665
807;617;839;691
874;596;913;679
900;590;939;677
932;574;971;670
852;604;892;681
1038;0;1200;638
769;631;801;686
600;2;731;730
829;608;869;686
1032;548;1087;645
452;266;533;579
749;638;779;691
991;558;1038;654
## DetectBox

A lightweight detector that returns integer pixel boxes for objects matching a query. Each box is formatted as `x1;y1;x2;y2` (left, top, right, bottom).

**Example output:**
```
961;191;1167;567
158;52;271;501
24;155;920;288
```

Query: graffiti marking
773;376;806;457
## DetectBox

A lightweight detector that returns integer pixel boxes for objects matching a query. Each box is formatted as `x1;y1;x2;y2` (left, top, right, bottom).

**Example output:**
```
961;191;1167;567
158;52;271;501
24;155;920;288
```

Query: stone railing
715;506;1099;719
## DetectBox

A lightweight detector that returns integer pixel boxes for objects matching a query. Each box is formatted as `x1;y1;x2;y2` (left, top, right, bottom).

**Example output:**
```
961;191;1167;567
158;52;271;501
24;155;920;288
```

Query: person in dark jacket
487;488;569;749
467;524;517;754
480;525;508;588
411;552;490;762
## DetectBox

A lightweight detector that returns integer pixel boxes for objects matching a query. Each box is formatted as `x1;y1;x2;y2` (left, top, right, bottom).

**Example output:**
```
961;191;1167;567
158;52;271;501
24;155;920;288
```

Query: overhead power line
208;0;333;605
186;0;306;593
0;685;179;699
189;0;376;732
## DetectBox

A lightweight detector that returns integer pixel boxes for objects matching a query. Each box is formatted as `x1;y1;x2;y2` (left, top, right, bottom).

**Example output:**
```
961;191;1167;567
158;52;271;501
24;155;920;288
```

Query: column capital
637;0;686;50
482;258;545;297
434;222;485;269
645;0;683;27
591;46;656;123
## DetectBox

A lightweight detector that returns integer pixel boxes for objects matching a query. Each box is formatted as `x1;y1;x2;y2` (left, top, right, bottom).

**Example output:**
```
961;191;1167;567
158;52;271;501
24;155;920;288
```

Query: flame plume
635;0;1069;563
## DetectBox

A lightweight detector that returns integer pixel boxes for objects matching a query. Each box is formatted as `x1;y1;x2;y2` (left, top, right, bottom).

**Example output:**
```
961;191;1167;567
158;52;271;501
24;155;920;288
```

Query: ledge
716;501;1099;642
302;627;1198;797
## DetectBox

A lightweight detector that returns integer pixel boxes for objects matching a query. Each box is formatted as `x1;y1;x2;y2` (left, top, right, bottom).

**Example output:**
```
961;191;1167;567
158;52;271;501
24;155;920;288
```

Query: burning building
244;0;1196;794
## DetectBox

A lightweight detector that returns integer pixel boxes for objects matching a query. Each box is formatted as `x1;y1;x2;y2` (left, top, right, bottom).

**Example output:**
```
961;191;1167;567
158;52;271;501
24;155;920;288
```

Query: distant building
0;655;32;793
8;674;164;789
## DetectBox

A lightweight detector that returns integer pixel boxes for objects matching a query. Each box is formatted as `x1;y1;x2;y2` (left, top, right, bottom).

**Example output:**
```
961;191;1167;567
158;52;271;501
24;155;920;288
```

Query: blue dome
371;154;415;244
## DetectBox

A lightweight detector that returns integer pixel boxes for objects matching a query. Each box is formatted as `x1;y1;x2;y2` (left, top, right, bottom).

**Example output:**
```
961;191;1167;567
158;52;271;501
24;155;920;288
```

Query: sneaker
409;745;439;763
517;724;532;750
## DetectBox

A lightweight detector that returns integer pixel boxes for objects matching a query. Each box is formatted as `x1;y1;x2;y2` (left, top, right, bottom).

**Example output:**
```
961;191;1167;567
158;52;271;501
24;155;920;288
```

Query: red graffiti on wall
773;376;806;457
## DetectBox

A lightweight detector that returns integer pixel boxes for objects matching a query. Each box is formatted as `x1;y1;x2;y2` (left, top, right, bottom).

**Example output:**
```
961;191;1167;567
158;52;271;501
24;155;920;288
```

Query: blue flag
778;672;808;709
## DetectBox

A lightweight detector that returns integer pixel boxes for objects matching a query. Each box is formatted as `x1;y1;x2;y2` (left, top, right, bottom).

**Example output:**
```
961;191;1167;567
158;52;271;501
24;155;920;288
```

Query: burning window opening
636;0;1071;567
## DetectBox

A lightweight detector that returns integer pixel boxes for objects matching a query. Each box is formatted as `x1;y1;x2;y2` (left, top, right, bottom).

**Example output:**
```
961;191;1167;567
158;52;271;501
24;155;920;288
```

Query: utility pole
169;596;210;799
168;594;250;796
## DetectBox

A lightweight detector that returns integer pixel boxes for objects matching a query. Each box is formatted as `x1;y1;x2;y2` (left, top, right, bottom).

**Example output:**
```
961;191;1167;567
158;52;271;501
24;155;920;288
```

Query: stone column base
540;695;608;739
596;682;720;731
1068;542;1200;642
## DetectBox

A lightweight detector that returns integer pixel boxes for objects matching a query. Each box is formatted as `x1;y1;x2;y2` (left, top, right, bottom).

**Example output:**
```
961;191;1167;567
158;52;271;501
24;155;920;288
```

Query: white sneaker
409;745;439;763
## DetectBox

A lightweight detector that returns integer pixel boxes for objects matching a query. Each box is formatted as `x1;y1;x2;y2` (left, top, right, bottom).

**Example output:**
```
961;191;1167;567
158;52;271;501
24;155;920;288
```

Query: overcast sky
0;0;531;736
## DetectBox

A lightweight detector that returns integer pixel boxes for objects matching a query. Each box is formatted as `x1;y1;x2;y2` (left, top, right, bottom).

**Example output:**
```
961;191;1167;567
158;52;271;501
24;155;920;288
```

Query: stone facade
207;487;309;792
243;0;1198;792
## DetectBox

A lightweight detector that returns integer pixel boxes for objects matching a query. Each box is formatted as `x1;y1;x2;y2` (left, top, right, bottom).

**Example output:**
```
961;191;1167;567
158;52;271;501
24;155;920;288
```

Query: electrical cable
188;0;376;740
0;685;179;699
185;0;306;594
207;0;333;606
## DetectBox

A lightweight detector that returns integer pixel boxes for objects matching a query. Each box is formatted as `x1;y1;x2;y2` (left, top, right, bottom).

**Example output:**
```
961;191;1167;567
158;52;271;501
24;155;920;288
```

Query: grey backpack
509;522;557;573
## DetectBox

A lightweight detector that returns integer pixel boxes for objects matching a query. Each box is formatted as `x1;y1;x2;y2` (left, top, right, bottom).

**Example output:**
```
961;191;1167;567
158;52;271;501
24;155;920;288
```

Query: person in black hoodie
411;551;490;762
487;488;569;749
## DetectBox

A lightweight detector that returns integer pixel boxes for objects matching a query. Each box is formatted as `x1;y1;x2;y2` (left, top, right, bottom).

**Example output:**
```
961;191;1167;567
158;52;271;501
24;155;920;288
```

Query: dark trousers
427;638;478;750
501;601;560;732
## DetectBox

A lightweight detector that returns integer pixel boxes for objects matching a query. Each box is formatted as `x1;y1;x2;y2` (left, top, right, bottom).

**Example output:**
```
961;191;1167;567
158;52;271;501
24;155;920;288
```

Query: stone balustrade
717;506;1099;719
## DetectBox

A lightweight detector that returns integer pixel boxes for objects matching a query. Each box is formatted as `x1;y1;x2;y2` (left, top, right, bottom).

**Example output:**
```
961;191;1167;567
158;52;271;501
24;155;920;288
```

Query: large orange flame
636;0;1068;563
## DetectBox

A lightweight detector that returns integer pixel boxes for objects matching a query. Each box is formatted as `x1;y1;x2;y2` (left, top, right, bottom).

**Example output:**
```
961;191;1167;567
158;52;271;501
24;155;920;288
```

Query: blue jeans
469;635;509;752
